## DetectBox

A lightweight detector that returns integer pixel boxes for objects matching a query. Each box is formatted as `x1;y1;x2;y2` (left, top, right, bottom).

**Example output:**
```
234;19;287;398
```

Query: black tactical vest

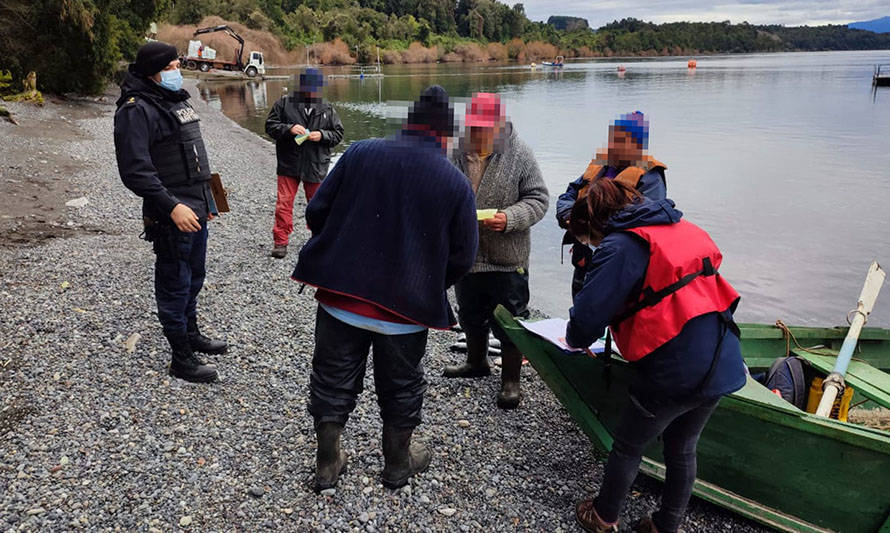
148;100;211;188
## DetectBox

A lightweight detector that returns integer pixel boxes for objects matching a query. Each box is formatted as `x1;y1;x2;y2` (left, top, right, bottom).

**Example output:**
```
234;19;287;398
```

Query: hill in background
547;16;589;32
849;16;890;34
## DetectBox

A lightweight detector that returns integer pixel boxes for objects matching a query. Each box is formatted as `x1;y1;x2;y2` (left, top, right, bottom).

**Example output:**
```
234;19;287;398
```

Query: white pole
815;262;885;417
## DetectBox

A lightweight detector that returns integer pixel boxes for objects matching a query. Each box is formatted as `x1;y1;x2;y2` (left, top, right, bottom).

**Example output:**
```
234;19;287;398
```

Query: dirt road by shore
0;96;118;247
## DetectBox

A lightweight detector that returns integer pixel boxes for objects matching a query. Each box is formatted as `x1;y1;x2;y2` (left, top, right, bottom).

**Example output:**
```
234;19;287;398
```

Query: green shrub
0;0;169;95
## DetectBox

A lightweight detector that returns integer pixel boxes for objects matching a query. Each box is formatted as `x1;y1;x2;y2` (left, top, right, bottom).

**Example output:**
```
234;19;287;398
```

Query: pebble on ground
0;82;769;532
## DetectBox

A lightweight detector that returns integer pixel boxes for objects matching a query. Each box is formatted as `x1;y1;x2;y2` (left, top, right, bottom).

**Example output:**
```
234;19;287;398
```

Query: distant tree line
2;0;890;95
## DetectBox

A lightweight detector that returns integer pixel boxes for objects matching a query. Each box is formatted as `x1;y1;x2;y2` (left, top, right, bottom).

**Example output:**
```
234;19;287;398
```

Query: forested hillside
2;0;889;95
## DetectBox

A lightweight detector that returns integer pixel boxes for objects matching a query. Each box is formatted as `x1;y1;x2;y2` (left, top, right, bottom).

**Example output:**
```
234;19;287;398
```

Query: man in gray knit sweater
444;93;549;409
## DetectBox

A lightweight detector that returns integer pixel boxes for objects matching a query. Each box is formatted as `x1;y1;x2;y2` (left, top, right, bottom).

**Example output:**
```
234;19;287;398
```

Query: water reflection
198;52;890;327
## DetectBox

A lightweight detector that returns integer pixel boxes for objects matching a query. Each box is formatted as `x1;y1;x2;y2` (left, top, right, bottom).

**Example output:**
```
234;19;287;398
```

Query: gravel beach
0;82;769;532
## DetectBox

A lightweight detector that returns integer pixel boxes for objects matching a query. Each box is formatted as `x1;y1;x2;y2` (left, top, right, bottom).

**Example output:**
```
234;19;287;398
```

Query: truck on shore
180;25;265;78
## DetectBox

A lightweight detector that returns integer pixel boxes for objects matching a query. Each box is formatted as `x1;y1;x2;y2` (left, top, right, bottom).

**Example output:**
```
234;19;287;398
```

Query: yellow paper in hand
295;133;310;145
477;209;497;221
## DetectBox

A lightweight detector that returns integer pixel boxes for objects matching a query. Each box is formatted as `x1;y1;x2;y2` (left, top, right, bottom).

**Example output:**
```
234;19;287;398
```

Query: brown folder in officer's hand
209;173;230;213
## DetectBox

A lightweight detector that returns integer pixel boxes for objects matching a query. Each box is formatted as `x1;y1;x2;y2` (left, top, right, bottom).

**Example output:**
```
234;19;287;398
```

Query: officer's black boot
443;332;491;378
496;345;522;410
381;425;431;489
167;333;219;383
187;317;228;355
313;422;348;493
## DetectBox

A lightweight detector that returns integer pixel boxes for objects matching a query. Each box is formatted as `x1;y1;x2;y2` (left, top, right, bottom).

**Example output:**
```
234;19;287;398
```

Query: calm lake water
198;51;890;328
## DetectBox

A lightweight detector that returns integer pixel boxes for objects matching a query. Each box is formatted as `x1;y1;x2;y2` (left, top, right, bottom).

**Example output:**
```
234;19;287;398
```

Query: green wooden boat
493;306;890;533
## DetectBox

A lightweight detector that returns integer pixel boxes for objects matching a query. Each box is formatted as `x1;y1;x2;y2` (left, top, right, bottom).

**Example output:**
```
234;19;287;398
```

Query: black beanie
134;41;179;77
407;85;454;138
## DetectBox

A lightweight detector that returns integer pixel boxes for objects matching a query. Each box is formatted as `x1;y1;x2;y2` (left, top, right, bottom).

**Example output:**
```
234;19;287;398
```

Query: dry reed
157;17;307;66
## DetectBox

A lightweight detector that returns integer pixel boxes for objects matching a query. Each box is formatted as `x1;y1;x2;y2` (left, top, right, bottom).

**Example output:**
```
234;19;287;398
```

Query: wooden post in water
815;261;886;417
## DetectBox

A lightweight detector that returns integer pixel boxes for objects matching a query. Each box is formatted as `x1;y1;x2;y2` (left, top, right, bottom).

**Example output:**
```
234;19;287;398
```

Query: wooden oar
815;261;886;418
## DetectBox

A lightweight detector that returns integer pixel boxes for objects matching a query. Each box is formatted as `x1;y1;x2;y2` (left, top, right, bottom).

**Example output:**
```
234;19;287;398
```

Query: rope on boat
775;319;865;362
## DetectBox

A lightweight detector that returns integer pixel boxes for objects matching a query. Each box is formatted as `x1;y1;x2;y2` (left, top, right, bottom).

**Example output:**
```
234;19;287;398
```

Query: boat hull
494;307;890;533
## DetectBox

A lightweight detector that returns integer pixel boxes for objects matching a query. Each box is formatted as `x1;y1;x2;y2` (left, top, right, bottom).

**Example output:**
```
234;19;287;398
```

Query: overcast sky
522;0;888;28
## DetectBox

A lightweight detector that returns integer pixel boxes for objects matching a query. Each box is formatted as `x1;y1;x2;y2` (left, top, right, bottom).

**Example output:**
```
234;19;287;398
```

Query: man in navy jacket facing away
292;86;478;492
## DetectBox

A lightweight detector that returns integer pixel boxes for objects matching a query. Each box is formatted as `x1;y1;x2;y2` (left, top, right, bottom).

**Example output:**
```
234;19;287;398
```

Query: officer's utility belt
142;217;200;260
142;216;170;243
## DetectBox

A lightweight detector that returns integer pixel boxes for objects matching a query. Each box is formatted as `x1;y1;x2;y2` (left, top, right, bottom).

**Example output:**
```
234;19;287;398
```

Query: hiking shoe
636;515;685;533
270;244;287;258
187;317;228;355
167;333;218;384
575;499;618;533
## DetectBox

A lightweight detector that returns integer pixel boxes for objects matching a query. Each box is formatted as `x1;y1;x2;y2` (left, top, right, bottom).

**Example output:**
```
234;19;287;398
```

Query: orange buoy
688;59;697;68
617;65;626;72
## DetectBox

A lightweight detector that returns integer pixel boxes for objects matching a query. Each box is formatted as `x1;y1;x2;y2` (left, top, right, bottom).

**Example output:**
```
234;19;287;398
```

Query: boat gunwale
738;322;890;341
494;307;890;533
499;316;890;449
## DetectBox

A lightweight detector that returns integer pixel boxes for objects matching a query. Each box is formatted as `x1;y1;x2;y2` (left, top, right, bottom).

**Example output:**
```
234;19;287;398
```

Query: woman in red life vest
565;179;746;533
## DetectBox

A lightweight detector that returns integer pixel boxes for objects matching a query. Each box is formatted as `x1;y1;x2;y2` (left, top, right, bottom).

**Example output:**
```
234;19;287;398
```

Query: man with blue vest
292;86;478;492
114;42;226;384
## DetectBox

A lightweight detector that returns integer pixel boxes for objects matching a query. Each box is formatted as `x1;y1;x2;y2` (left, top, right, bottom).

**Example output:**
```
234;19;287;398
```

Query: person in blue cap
265;68;344;258
555;111;667;296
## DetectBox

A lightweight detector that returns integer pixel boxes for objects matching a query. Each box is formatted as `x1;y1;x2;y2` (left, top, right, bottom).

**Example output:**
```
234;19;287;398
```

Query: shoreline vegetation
159;15;890;68
2;1;890;95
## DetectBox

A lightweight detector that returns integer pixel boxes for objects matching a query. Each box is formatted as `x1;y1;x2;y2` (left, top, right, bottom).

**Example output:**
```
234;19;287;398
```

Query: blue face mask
158;69;183;92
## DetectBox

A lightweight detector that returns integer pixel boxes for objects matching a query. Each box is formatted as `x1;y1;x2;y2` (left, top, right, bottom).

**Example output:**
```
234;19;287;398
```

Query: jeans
151;220;208;337
274;175;320;245
308;306;429;428
594;389;720;533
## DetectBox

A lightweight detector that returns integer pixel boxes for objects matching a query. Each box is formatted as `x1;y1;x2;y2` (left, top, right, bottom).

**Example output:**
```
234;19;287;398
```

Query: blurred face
468;125;497;154
607;127;643;167
150;59;180;83
299;88;321;101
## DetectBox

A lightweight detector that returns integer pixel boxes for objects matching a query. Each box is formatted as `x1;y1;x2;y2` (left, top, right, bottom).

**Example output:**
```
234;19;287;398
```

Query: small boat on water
542;55;565;67
494;305;890;533
874;64;890;87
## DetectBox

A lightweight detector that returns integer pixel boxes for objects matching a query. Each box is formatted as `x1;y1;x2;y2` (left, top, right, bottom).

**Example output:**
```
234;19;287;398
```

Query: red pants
273;175;321;246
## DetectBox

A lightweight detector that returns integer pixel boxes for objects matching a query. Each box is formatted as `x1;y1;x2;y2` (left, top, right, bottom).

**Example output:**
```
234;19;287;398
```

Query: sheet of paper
517;318;606;354
294;133;310;145
476;209;497;221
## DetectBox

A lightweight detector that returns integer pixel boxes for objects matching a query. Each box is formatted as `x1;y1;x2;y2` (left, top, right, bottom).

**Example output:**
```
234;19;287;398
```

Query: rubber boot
167;333;218;383
496;344;522;409
187;317;228;355
381;425;431;489
443;331;491;378
313;422;348;493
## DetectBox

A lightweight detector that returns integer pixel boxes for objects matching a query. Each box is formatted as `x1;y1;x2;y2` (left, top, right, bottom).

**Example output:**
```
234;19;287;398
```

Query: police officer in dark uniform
114;41;226;383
